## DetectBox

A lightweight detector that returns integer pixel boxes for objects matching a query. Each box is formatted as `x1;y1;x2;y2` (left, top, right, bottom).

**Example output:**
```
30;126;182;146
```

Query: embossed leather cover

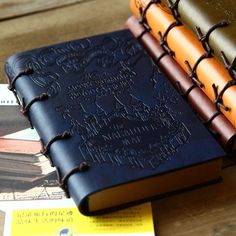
4;29;225;215
162;0;236;69
130;0;236;128
126;15;236;149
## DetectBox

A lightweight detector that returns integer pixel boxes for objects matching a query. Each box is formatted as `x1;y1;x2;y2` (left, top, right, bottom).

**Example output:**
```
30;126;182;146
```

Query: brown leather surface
125;15;236;149
130;0;236;128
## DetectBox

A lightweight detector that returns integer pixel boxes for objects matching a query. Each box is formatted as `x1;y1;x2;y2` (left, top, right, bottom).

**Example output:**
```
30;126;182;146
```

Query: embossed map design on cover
5;29;225;215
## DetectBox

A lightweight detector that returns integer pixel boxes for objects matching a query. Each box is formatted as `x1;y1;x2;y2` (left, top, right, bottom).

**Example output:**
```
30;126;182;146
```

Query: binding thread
139;0;161;24
137;0;179;56
58;162;90;198
196;20;229;53
176;81;196;99
221;51;236;79
184;47;212;88
41;131;72;156
212;79;236;112
166;0;181;20
154;51;169;64
176;81;221;125
21;93;49;115
137;0;160;39
204;111;221;126
136;23;151;40
158;21;181;56
8;67;33;104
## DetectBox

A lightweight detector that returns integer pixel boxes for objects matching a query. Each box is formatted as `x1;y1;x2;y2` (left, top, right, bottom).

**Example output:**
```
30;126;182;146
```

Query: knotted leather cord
58;162;90;198
8;67;33;105
21;93;49;115
41;131;72;156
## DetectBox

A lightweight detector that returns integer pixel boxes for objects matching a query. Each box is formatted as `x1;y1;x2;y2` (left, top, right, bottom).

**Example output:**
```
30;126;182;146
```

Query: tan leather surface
130;0;236;128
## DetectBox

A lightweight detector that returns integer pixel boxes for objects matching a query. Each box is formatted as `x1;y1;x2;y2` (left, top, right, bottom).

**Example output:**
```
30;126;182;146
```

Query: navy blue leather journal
4;29;225;215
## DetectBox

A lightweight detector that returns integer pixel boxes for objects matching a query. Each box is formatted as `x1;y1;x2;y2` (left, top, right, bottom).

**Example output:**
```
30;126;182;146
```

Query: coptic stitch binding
164;0;236;118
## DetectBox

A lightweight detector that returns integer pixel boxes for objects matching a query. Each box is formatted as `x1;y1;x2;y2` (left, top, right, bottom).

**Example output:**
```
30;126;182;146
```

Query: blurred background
0;0;130;83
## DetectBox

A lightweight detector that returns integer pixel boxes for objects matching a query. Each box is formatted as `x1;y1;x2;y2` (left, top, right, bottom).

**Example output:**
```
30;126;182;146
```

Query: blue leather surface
5;29;225;215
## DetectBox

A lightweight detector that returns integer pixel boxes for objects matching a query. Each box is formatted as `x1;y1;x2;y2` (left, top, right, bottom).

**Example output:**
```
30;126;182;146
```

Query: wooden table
154;166;236;236
1;1;236;236
0;0;130;83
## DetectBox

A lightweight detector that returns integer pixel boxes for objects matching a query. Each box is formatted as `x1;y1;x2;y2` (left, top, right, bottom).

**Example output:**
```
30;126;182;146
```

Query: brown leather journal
125;15;236;149
130;0;236;128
